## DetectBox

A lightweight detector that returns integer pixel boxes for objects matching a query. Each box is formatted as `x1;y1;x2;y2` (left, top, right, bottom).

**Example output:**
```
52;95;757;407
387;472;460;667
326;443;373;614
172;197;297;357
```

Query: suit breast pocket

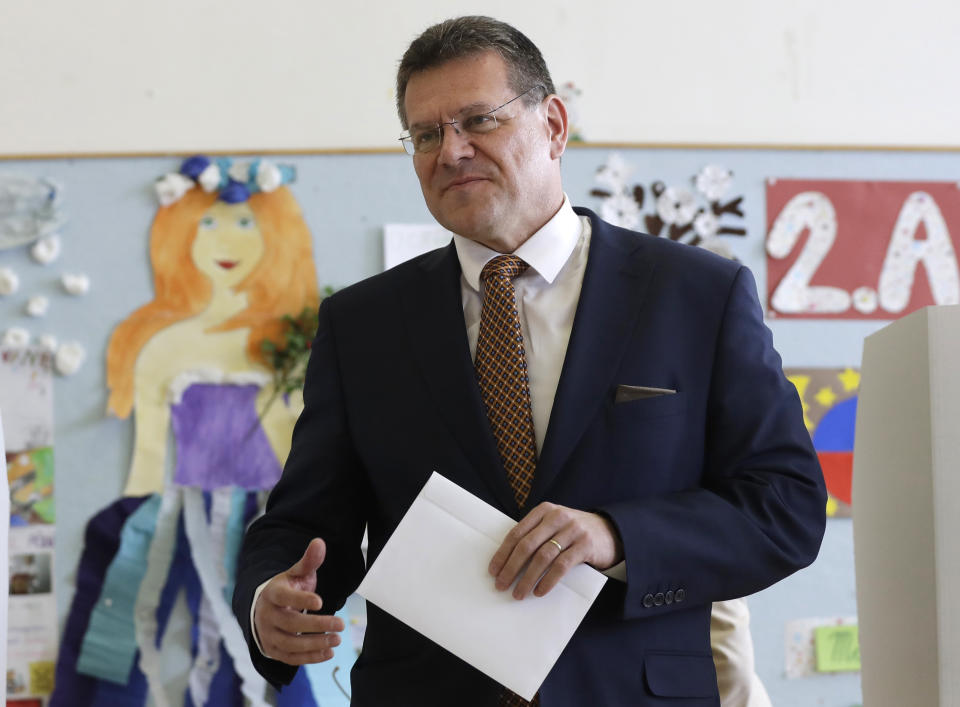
588;388;697;494
612;390;687;420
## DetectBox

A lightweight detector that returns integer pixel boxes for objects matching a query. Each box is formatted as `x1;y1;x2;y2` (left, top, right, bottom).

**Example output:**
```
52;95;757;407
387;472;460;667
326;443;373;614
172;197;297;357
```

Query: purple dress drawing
170;383;282;490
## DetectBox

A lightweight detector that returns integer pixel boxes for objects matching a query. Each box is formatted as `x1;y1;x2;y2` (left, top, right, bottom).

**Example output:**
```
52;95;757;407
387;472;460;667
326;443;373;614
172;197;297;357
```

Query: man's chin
447;223;495;245
433;207;496;242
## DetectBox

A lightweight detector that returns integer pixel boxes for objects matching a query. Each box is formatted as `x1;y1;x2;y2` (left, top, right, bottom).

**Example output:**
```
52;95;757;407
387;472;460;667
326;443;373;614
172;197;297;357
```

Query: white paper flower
595;153;633;192
559;81;584;139
697;238;735;260
600;192;641;230
155;173;194;206
31;234;62;264
61;272;91;296
198;164;222;193
656;187;697;226
693;211;720;239
695;164;733;202
228;161;252;183
0;266;19;295
39;334;58;351
256;161;283;193
2;327;30;348
25;295;49;317
55;341;86;375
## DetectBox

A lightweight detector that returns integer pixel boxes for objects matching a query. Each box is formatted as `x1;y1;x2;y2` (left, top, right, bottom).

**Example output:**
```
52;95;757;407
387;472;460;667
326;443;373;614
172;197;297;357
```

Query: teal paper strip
76;494;162;684
221;487;248;603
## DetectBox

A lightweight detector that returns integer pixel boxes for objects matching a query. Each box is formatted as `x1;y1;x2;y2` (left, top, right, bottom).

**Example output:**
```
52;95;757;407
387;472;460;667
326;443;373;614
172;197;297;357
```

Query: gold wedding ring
548;538;563;553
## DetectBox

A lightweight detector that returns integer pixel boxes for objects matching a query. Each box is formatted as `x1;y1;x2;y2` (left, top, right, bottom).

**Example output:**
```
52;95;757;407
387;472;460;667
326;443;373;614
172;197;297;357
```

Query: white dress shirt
454;196;590;454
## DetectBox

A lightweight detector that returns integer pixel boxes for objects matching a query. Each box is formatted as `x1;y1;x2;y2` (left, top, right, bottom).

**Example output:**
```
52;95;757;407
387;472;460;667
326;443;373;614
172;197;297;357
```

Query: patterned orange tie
475;255;538;509
475;255;541;707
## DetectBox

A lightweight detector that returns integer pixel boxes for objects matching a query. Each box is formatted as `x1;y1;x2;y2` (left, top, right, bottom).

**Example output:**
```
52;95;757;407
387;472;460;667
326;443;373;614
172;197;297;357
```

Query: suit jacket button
642;593;655;608
664;590;674;604
675;588;686;603
654;592;665;606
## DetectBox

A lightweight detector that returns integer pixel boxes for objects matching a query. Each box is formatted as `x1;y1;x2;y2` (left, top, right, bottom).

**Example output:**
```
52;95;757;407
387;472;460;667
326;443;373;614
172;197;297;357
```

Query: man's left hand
488;503;624;599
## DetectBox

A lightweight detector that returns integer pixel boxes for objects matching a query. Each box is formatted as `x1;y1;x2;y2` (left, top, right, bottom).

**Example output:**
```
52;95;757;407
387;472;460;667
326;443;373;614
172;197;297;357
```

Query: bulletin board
3;144;959;707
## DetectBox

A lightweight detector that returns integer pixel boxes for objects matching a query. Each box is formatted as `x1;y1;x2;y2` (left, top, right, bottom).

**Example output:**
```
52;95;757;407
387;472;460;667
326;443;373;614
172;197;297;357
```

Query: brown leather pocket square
615;384;677;403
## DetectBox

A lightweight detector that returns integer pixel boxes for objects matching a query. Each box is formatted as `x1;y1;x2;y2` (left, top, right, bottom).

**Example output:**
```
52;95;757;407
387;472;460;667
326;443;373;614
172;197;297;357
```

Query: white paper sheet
382;223;452;270
0;347;53;451
356;472;607;700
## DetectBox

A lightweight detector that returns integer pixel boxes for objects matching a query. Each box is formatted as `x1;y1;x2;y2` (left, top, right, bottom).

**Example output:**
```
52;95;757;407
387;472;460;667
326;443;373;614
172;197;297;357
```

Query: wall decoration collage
2;144;958;706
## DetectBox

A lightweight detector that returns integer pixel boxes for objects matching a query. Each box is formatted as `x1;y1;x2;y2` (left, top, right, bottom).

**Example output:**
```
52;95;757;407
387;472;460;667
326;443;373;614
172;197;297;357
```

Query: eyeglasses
399;85;543;156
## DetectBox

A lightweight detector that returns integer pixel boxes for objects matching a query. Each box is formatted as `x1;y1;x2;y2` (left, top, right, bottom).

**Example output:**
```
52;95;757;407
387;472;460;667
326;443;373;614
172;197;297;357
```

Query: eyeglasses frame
399;84;544;156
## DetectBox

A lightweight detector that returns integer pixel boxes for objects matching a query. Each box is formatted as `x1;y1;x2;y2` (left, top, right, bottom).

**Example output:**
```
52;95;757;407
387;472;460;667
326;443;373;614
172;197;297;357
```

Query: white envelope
356;472;608;700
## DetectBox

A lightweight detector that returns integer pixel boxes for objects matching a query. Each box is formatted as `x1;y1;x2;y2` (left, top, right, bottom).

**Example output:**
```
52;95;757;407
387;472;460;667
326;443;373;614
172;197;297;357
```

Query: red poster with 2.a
765;179;960;319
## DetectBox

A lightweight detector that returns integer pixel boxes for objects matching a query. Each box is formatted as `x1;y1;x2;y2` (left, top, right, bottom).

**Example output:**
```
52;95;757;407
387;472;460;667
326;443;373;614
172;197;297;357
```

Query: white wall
3;0;959;155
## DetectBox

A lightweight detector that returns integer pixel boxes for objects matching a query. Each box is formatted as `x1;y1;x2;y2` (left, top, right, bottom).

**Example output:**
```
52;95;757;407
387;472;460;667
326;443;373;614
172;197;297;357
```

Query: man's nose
437;123;475;164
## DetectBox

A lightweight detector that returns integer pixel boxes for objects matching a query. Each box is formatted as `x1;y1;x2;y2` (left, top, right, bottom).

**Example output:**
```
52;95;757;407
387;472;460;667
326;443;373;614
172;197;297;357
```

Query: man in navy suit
233;15;826;706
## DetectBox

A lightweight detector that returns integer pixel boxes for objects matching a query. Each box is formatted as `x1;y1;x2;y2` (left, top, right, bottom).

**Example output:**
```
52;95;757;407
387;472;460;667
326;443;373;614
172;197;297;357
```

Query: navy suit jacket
233;208;826;706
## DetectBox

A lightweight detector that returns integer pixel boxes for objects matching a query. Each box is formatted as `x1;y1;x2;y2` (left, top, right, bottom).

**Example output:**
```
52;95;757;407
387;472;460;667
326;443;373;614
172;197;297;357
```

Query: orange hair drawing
106;185;319;418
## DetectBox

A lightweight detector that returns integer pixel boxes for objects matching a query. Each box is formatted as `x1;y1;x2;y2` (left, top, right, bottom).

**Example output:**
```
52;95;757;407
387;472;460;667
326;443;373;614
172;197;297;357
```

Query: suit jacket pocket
644;651;718;699
611;390;686;420
615;384;677;403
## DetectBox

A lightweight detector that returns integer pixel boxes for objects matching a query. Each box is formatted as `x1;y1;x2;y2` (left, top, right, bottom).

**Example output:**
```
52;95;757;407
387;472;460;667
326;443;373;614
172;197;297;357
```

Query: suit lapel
399;244;520;514
530;210;657;504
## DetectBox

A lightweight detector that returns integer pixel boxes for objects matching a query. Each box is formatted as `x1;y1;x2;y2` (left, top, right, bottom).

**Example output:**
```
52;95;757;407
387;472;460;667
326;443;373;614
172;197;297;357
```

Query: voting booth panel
853;305;960;707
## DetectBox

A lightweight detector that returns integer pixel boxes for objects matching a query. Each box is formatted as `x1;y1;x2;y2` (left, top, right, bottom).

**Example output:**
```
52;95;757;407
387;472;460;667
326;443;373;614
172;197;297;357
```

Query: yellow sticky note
29;660;55;694
814;624;861;672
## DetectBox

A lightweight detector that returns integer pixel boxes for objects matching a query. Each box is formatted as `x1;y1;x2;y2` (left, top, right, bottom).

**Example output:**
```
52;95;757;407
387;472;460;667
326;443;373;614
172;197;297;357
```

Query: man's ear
543;94;569;160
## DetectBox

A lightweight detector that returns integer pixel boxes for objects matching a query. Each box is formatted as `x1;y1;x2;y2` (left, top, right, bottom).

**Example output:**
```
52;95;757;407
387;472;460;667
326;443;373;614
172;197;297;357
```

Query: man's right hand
253;537;345;665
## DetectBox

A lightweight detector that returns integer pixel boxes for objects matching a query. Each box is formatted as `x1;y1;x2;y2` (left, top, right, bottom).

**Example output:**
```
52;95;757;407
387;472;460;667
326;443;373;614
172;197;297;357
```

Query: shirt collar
453;195;582;291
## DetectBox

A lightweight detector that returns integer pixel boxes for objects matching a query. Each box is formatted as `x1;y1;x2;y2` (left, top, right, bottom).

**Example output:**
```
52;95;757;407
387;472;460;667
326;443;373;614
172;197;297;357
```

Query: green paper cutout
814;624;861;672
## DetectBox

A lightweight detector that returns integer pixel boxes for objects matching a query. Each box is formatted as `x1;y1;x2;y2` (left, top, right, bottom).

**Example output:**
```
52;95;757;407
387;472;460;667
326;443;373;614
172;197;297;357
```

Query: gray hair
396;15;555;129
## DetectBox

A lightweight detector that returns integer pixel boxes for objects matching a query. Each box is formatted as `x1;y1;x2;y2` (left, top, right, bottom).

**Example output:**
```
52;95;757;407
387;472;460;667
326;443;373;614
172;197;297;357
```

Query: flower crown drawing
154;155;297;206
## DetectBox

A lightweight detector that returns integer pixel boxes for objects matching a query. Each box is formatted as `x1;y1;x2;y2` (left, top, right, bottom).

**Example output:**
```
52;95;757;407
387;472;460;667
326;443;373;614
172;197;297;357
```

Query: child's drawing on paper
7;448;55;525
107;157;318;496
51;157;322;707
785;367;860;518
